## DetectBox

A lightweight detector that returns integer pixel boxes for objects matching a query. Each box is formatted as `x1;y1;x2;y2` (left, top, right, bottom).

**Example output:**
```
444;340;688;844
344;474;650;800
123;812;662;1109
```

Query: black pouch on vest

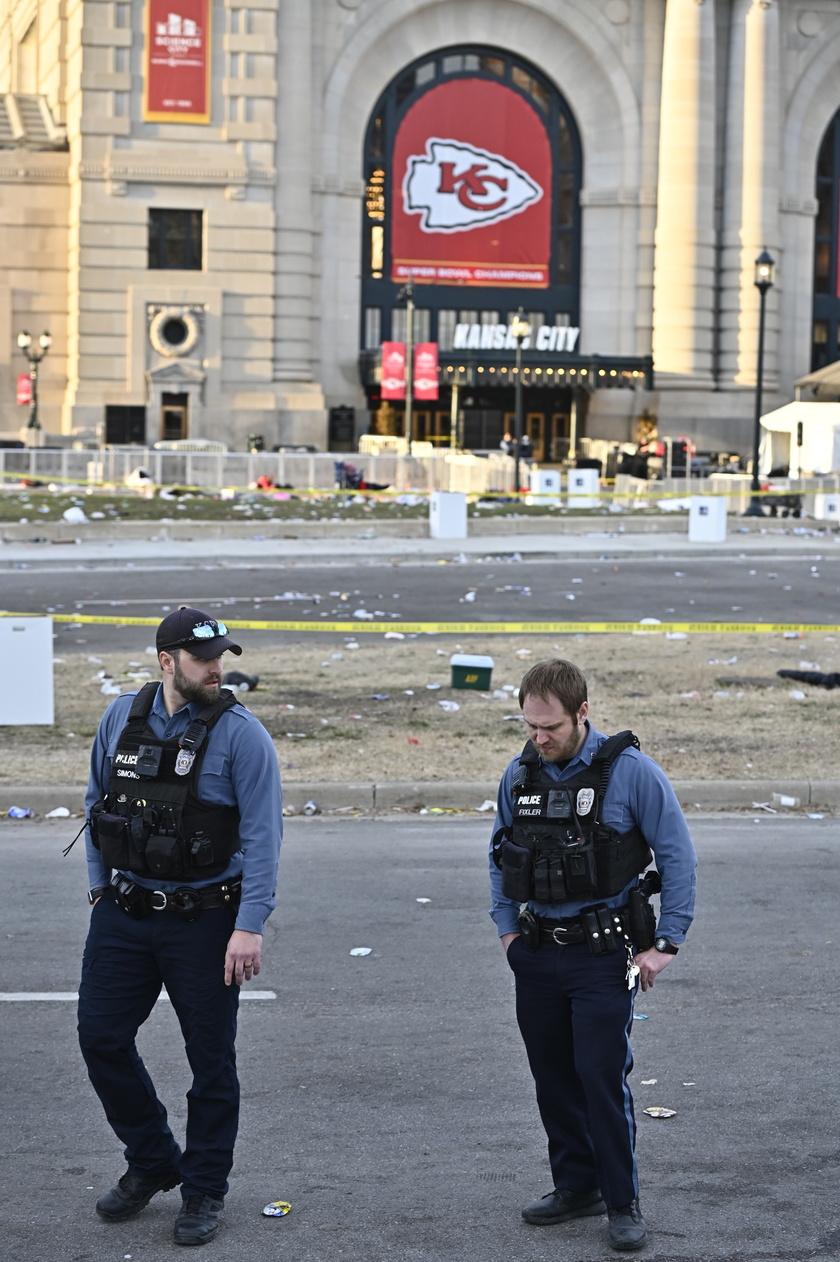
144;833;180;876
627;885;656;950
532;854;551;902
95;812;131;869
562;838;598;897
547;852;567;902
187;834;217;868
500;837;533;902
581;904;620;956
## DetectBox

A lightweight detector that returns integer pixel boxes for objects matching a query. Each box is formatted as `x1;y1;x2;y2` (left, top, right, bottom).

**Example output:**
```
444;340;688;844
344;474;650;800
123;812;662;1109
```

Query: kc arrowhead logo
402;138;543;234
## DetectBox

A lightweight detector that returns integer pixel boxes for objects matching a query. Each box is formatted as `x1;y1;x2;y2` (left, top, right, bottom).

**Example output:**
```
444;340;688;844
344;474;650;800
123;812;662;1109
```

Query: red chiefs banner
381;342;406;400
144;0;211;124
413;343;439;400
16;374;32;406
391;79;551;288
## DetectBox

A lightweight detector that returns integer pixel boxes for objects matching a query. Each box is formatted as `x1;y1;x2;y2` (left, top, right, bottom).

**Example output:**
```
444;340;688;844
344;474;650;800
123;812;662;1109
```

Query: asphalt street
4;815;840;1262
2;553;838;654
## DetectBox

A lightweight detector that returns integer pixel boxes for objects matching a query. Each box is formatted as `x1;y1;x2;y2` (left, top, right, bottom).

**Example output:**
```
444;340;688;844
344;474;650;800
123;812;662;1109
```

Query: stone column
273;3;314;384
735;0;780;387
651;0;717;383
717;0;750;387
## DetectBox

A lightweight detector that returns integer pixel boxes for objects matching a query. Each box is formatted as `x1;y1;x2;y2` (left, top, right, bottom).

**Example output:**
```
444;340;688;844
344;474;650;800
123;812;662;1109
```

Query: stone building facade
1;0;839;457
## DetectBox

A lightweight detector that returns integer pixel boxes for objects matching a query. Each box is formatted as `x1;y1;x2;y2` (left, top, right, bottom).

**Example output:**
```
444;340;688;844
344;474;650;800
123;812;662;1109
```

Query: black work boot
522;1187;607;1225
96;1168;182;1222
608;1198;648;1250
173;1194;225;1246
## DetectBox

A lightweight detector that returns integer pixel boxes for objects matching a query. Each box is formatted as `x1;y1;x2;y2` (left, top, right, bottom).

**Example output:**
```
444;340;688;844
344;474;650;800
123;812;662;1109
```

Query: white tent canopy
759;402;840;476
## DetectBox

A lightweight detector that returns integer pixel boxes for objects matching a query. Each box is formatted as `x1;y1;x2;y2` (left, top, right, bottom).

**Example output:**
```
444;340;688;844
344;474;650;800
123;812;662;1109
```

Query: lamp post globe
744;250;776;517
16;328;51;433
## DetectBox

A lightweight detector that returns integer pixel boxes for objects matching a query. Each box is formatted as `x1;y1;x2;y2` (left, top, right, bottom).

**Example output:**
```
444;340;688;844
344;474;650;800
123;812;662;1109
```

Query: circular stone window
149;307;201;357
162;317;189;346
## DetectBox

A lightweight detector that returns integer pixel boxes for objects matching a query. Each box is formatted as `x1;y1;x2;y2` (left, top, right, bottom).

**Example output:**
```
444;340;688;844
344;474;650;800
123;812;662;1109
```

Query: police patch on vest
517;794;543;807
576;787;595;815
175;749;196;776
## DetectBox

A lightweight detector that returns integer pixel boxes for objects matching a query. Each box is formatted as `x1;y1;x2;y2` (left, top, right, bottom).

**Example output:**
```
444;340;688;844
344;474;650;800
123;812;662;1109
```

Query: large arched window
361;46;582;352
813;113;840;370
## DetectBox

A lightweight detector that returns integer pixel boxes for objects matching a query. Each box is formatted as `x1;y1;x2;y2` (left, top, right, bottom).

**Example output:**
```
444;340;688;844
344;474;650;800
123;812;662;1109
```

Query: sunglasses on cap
164;621;228;647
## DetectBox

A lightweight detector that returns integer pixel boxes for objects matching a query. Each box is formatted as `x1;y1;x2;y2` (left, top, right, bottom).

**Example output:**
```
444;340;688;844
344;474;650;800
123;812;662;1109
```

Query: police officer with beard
489;659;696;1252
78;608;282;1247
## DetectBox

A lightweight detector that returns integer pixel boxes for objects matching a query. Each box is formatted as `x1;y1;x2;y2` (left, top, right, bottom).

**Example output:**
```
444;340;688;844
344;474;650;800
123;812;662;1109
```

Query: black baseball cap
156;607;243;659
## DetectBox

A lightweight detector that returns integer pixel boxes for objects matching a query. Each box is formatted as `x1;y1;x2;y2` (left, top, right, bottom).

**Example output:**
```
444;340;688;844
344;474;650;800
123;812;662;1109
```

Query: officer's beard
534;719;585;764
172;660;222;708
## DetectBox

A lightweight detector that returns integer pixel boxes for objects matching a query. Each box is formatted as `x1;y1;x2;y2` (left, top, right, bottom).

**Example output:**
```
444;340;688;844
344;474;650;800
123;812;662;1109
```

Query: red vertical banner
413;343;439;400
381;342;406;399
144;0;211;123
16;374;32;406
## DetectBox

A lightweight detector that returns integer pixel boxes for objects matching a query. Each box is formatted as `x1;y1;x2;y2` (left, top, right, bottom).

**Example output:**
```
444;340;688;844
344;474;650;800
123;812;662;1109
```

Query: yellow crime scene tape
0;612;830;634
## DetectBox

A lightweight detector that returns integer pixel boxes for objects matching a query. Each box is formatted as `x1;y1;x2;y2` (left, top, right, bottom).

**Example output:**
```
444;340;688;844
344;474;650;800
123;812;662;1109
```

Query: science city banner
391;78;552;289
143;0;211;123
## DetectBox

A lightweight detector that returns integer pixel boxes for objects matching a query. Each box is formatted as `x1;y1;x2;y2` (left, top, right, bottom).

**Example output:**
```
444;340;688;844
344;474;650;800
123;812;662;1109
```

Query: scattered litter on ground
349;947;372;957
262;1202;292;1218
641;1079;657;1085
477;800;496;812
771;792;800;808
752;802;777;813
416;898;432;904
5;806;34;818
45;807;71;818
808;813;825;819
439;700;460;712
633;1013;649;1020
788;689;807;700
302;800;319;816
644;1107;677;1118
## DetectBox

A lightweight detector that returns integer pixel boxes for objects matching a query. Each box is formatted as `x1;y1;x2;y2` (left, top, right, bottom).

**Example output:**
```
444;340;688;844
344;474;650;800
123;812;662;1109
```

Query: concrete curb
2;779;837;819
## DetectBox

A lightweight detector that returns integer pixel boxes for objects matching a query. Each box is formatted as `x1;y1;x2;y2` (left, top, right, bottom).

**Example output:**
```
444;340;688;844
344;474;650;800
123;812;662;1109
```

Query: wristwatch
88;887;110;905
653;937;679;955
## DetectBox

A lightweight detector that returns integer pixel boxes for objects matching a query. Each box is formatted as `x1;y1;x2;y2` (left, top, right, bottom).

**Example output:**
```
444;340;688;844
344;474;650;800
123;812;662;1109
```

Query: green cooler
450;654;494;690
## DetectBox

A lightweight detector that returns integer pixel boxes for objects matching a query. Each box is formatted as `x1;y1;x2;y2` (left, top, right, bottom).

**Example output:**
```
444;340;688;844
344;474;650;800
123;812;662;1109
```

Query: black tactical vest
493;730;652;904
90;682;242;880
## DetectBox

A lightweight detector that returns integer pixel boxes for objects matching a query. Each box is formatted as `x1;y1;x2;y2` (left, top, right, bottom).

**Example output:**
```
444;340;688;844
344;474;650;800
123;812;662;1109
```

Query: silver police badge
576;787;595;815
175;749;196;776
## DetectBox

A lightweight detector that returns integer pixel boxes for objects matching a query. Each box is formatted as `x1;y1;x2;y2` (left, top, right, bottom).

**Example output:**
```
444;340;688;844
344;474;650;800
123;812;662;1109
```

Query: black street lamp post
511;308;531;496
743;250;776;516
17;330;52;433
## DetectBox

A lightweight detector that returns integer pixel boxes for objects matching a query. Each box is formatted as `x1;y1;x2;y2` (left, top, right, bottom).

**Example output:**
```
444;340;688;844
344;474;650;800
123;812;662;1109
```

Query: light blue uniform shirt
489;722;696;943
85;686;283;935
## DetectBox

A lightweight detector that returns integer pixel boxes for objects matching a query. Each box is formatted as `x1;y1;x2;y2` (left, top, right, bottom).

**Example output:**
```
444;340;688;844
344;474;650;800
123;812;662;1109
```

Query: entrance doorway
161;393;188;442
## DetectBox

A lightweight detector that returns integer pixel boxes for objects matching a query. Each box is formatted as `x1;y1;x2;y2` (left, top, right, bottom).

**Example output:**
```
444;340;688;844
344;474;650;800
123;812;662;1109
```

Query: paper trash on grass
439;700;460;712
788;690;806;700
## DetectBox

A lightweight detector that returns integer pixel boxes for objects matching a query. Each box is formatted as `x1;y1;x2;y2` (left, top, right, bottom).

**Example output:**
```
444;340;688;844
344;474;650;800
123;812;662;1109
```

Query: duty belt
109;872;242;921
538;906;629;944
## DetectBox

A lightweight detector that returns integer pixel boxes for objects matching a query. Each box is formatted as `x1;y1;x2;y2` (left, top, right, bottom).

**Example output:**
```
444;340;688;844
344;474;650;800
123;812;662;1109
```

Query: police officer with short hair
489;659;696;1252
78;608;282;1247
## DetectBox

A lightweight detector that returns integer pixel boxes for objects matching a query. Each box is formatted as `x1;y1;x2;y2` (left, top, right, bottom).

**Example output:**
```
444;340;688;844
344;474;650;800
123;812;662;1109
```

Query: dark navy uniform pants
507;936;638;1208
77;894;240;1200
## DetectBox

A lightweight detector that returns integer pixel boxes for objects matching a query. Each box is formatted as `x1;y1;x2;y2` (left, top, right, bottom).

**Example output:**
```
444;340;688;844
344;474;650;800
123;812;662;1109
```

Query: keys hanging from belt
626;944;640;990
